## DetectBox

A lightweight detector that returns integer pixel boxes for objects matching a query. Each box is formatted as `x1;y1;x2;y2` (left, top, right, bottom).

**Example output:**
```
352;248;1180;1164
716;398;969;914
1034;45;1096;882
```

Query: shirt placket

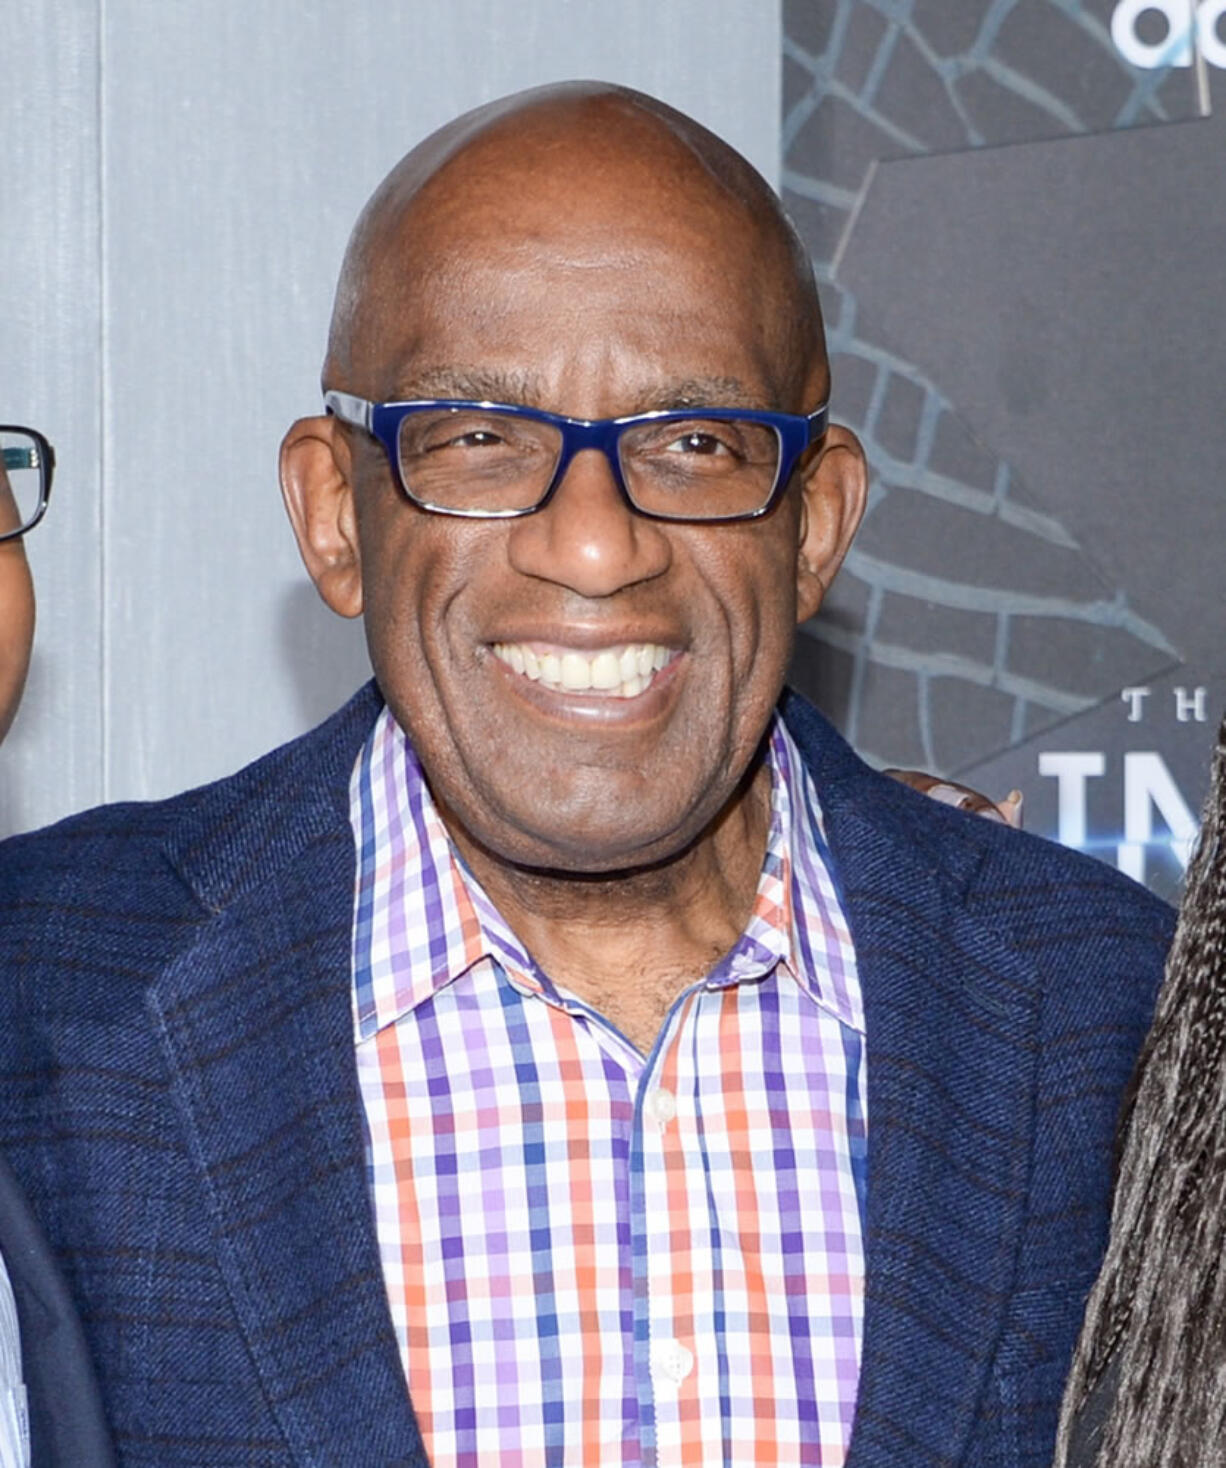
631;998;686;1468
630;961;779;1468
497;971;648;1467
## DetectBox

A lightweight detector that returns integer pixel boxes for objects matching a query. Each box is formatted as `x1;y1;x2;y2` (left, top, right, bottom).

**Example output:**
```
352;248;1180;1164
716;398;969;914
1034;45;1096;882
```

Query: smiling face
282;90;866;876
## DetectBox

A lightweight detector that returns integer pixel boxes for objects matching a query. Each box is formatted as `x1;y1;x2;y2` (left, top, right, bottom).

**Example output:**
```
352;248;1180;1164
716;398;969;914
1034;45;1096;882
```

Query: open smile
490;641;677;701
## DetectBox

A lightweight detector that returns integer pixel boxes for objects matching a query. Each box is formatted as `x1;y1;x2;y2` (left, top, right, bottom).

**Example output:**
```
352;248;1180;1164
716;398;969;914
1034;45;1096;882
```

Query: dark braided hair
1056;715;1226;1466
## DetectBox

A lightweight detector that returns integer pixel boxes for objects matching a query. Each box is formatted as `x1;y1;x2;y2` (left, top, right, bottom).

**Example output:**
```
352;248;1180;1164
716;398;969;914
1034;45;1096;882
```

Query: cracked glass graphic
784;0;1202;774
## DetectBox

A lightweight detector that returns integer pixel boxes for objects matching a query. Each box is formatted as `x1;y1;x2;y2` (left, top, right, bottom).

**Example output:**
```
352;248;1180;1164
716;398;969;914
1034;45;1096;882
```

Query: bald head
324;82;825;403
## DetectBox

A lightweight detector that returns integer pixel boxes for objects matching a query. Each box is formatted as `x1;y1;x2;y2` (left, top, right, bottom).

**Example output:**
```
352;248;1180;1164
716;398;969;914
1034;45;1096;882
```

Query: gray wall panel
3;0;780;833
781;0;1217;899
0;0;103;833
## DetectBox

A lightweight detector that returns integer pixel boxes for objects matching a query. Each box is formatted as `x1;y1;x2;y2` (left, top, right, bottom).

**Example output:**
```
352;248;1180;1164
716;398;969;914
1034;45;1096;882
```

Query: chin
461;785;719;879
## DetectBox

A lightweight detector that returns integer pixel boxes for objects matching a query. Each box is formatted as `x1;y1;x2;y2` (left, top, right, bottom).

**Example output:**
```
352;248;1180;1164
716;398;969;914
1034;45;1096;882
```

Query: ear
279;415;364;619
794;424;868;624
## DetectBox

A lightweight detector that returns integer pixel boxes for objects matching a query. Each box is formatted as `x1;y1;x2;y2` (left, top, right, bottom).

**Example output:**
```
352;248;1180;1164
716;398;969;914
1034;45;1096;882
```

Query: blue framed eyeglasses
324;391;828;523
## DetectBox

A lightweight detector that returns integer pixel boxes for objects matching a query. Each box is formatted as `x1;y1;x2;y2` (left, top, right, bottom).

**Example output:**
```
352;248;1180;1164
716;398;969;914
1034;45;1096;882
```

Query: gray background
0;0;779;835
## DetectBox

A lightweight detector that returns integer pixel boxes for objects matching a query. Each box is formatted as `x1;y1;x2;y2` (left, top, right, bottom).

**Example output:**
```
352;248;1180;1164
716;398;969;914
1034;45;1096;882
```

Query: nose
505;446;672;598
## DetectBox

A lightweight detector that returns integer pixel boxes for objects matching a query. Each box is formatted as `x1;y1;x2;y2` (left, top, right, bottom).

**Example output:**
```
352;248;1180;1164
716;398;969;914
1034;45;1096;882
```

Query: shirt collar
350;705;861;1041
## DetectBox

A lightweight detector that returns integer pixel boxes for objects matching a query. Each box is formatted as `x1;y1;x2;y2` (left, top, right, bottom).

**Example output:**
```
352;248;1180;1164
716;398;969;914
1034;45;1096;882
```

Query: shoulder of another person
0;1155;118;1468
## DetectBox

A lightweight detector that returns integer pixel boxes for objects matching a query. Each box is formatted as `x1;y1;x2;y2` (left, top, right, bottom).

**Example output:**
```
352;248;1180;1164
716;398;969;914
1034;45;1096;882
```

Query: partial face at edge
283;110;866;875
0;461;34;742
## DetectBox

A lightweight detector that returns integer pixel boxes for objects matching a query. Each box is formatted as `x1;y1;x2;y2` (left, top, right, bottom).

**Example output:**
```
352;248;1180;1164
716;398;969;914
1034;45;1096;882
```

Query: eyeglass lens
396;408;782;518
0;430;46;536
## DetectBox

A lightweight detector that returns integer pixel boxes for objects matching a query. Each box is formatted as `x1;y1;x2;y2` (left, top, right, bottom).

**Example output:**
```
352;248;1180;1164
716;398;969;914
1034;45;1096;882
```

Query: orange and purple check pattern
350;708;867;1466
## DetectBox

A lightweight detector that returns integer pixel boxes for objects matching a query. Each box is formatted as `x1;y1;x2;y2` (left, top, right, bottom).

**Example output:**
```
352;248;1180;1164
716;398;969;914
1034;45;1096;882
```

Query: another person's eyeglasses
0;426;55;542
325;392;828;523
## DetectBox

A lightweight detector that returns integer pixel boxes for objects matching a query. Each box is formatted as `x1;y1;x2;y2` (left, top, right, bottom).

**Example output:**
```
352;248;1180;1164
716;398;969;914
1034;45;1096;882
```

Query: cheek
704;527;800;683
356;515;472;688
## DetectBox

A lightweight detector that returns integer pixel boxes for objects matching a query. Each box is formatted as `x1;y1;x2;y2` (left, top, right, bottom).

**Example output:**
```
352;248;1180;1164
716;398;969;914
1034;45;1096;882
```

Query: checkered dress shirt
350;706;867;1466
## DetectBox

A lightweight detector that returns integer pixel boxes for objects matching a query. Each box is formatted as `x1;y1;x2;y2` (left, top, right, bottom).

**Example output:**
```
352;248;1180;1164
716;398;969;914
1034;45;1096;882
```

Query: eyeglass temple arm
324;390;373;432
807;403;828;440
2;447;40;471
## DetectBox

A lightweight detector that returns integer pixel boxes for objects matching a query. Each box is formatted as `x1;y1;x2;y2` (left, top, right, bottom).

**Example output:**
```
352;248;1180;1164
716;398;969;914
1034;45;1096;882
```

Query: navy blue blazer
0;685;1172;1466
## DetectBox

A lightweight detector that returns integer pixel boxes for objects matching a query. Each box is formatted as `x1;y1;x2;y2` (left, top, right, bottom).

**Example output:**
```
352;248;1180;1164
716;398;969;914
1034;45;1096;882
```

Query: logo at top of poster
1113;0;1226;66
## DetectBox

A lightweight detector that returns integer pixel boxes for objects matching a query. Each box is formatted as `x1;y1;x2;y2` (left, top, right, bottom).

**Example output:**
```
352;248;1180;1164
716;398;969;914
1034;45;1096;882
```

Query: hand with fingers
883;768;1024;829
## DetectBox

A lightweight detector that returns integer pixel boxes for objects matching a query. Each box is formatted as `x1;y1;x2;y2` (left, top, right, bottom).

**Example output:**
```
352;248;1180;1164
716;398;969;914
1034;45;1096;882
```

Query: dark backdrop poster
784;0;1226;900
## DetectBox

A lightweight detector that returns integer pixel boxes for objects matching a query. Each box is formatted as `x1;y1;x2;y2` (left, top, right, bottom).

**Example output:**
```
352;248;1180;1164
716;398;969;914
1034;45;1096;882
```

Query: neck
443;759;774;1052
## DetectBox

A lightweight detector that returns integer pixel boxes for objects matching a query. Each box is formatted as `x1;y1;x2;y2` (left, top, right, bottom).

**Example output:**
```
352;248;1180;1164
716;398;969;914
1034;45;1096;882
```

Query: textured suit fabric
0;683;1173;1467
0;1154;115;1467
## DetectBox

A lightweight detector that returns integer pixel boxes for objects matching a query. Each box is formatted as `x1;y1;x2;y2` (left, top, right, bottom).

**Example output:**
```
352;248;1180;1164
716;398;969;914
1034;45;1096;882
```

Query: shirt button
650;1338;694;1386
645;1086;677;1131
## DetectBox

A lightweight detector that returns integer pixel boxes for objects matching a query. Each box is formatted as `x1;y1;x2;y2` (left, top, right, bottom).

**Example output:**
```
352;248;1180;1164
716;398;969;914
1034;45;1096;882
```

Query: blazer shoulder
783;686;1172;900
0;682;381;907
780;687;1173;1013
0;684;383;1016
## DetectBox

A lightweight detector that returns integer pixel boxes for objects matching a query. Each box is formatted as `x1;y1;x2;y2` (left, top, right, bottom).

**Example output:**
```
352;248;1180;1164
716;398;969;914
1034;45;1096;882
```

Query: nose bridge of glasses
518;414;671;591
545;415;634;508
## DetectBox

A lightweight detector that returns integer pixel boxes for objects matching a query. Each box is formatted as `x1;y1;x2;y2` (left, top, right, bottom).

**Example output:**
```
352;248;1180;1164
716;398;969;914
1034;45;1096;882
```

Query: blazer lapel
149;687;426;1466
830;794;1043;1468
781;693;1043;1467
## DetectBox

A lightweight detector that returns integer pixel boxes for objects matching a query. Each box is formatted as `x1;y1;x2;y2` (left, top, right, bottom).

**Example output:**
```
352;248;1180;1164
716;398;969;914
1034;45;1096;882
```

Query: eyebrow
635;378;770;412
391;367;771;414
397;366;540;404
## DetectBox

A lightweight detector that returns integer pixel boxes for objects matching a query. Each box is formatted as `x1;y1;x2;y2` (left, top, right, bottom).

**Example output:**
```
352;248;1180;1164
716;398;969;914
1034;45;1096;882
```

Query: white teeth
492;642;674;700
559;652;591;691
590;650;621;689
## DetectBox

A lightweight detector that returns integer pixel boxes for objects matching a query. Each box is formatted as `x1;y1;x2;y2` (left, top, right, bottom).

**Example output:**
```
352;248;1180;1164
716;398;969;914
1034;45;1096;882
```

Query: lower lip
486;650;684;724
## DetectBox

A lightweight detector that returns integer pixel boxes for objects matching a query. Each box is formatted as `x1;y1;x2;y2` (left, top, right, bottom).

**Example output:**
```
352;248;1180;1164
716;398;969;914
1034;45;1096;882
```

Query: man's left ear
794;425;868;624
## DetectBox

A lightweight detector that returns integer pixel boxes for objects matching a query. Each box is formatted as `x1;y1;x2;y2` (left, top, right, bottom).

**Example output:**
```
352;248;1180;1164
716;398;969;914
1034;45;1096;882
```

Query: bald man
0;85;1170;1468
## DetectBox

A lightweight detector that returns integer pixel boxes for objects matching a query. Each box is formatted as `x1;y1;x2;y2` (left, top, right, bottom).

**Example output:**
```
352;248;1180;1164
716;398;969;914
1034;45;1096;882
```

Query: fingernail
927;783;970;809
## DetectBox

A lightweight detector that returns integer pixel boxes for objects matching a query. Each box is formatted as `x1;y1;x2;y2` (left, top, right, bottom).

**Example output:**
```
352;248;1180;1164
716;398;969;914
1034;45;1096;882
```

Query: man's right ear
279;415;364;619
